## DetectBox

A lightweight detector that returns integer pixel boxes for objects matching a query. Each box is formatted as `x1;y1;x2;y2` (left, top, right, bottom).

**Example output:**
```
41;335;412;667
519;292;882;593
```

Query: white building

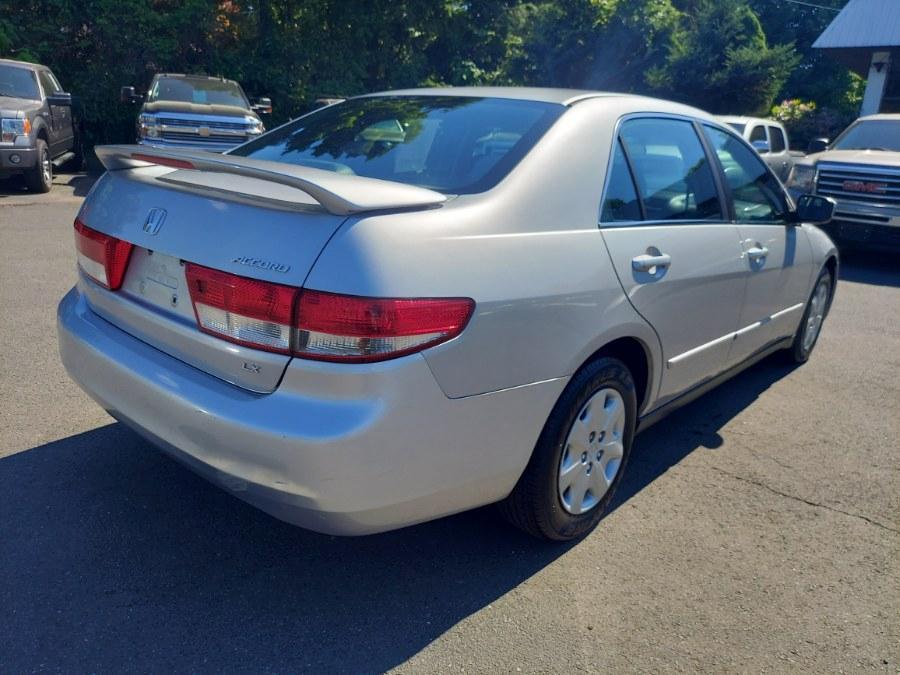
813;0;900;115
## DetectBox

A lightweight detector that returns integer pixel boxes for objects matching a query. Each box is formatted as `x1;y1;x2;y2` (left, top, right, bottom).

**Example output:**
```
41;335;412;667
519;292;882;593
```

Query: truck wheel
24;139;52;193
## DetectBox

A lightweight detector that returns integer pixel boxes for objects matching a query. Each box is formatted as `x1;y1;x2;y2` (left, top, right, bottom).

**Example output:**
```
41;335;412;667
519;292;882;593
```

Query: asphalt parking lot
1;175;898;673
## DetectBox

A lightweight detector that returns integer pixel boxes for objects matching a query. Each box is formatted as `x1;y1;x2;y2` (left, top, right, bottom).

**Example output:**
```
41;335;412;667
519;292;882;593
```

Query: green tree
648;0;800;114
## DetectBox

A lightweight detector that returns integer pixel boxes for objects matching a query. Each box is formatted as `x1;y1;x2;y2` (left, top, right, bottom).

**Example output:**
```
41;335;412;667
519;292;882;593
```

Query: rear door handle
632;253;671;272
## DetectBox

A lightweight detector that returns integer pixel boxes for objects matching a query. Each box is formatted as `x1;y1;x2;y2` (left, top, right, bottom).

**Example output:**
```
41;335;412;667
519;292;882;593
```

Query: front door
702;124;815;364
599;117;747;406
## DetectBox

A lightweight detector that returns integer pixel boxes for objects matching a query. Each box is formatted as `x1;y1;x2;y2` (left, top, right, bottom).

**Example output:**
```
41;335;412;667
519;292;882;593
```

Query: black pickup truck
0;58;82;193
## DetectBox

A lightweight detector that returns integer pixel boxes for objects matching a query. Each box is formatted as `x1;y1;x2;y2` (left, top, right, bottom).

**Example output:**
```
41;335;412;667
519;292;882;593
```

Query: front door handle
747;246;769;260
632;253;672;272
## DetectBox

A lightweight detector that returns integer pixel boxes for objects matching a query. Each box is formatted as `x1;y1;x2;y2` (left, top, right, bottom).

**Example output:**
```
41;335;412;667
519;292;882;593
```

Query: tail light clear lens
294;290;474;362
74;219;134;290
184;263;474;361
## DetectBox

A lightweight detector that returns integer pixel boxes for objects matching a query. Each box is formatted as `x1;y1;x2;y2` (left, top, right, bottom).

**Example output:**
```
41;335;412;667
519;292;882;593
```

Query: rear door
702;124;814;363
599;116;746;406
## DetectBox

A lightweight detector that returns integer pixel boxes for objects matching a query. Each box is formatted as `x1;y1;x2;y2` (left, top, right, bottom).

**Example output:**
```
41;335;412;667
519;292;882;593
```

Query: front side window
0;65;40;100
232;96;565;194
618;118;722;221
38;70;60;95
703;125;789;223
148;77;249;108
600;139;642;222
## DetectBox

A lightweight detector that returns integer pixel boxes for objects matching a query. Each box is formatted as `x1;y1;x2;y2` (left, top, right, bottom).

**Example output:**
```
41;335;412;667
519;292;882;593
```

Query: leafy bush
771;98;854;150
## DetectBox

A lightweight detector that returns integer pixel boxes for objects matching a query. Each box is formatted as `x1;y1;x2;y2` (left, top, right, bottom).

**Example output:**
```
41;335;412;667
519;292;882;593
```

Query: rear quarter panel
303;98;663;406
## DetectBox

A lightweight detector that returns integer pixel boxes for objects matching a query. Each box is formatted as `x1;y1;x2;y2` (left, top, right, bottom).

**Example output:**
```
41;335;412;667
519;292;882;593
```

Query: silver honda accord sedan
57;87;838;540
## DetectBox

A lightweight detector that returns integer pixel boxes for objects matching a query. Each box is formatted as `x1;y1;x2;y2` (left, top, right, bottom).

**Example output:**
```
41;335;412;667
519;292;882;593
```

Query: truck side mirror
752;140;770;154
794;194;835;225
120;86;141;104
252;97;272;114
807;138;829;154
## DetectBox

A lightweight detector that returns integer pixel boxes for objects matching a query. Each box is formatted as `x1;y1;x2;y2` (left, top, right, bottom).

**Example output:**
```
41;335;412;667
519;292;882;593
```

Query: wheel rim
558;387;626;515
802;279;829;352
41;149;51;185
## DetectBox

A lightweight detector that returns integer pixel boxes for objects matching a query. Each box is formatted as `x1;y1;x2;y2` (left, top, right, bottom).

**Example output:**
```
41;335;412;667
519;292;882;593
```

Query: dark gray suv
0;58;82;192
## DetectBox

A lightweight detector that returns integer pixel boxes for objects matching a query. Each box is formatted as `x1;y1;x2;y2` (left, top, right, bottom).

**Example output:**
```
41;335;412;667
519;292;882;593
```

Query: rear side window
232;96;565;194
600;140;642;222
749;125;767;144
768;126;786;153
703;125;789;223
618;118;722;221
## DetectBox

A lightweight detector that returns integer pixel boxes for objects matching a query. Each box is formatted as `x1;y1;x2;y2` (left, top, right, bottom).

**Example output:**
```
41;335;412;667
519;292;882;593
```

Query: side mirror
120;86;142;104
46;92;72;106
752;140;770;154
794;194;835;225
807;138;829;154
252;97;272;114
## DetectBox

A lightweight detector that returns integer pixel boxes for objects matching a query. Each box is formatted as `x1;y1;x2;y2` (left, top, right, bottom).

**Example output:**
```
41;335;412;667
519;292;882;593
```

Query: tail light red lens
73;218;134;290
184;263;474;361
294;290;474;362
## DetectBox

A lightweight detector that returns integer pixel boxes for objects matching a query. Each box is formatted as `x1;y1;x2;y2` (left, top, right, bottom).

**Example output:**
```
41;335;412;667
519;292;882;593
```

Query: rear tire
24;139;52;193
787;267;833;364
499;357;636;541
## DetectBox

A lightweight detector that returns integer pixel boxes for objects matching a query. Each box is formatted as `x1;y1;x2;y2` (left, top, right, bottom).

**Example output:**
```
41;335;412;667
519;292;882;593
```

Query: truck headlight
139;113;160;139
1;118;31;142
247;118;265;136
786;165;816;194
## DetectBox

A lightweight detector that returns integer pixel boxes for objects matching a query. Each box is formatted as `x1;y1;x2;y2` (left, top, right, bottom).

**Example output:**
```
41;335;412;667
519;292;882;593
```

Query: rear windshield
148;77;249;108
0;65;40;100
230;96;566;194
832;120;900;152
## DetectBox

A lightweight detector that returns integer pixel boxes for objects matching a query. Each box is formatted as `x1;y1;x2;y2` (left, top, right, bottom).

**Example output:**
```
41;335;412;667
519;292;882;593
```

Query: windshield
832;120;900;152
726;122;746;134
230;95;565;194
0;65;40;100
148;77;249;108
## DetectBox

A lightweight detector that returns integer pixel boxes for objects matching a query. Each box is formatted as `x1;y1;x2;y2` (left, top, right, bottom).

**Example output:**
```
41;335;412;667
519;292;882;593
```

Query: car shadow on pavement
837;249;900;288
0;355;798;672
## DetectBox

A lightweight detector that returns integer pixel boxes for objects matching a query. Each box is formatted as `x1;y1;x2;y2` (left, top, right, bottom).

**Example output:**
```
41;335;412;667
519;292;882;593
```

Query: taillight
184;263;474;361
73;219;134;290
294;290;474;362
185;264;296;354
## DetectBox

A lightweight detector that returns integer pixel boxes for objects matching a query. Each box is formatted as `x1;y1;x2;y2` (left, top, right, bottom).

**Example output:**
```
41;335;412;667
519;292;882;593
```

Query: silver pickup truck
121;74;271;153
785;114;900;252
718;116;804;182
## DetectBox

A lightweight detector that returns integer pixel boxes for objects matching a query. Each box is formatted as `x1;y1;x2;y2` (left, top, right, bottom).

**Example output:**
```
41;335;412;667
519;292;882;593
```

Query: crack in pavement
709;465;900;535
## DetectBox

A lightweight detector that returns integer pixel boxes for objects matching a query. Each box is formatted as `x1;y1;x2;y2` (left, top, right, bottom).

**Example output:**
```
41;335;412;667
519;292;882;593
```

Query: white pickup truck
784;114;900;252
718;116;803;182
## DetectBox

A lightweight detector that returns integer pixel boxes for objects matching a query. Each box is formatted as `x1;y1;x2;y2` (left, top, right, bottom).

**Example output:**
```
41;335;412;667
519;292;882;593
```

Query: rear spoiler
94;145;447;216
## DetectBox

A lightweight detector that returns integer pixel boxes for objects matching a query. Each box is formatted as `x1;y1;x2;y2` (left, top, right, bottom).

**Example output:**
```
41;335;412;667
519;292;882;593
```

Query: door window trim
598;112;729;229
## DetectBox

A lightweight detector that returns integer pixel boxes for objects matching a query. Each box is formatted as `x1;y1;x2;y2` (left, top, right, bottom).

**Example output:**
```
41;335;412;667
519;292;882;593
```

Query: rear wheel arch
576;336;651;415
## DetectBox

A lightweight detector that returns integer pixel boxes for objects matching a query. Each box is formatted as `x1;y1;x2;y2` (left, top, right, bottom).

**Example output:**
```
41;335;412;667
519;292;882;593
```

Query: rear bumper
0;146;37;172
57;287;564;534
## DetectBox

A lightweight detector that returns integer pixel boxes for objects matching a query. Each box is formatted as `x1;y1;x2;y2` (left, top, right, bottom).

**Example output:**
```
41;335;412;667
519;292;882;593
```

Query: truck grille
157;117;250;145
816;165;900;207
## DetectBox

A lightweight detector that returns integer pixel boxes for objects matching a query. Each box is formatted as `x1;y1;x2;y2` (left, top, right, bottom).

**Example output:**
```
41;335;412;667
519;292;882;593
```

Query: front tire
500;357;636;541
788;267;833;364
24;139;52;193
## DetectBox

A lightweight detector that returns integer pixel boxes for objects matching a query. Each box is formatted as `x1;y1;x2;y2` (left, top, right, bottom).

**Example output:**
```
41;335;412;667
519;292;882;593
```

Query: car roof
153;73;239;85
717;115;779;125
858;113;900;121
355;86;718;118
0;58;44;71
